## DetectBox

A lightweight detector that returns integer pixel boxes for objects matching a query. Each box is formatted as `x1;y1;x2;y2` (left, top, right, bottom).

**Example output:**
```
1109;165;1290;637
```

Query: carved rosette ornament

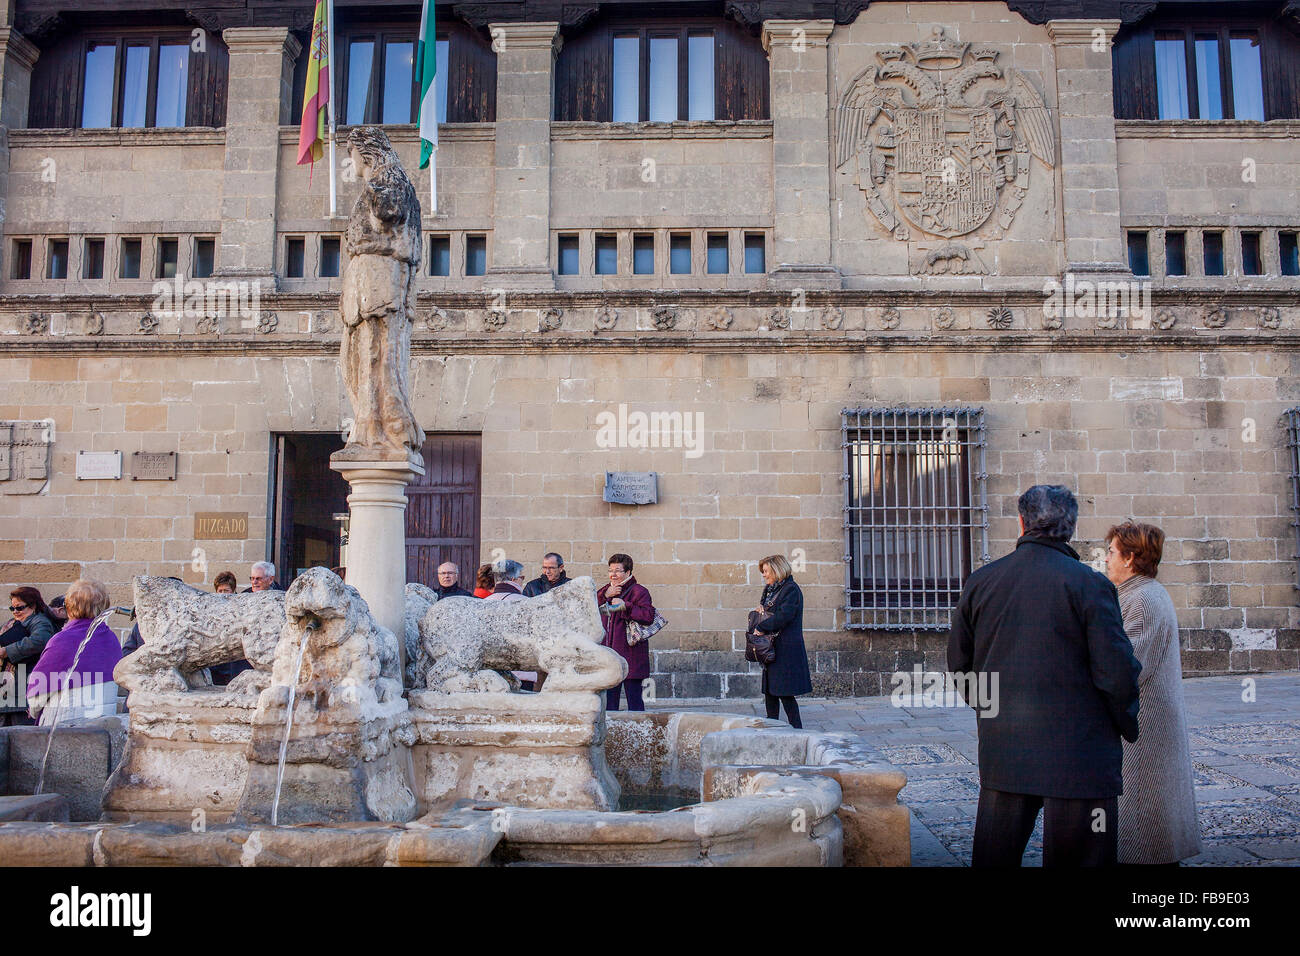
703;306;734;331
23;313;48;334
835;28;1055;254
651;306;678;331
880;307;901;330
85;312;105;336
138;312;159;335
1153;309;1177;330
594;306;618;331
484;310;507;332
986;306;1014;330
766;308;791;330
537;307;564;333
425;308;449;332
1258;307;1281;330
935;307;956;330
313;312;335;334
1203;308;1228;329
821;306;846;330
195;315;222;335
257;312;279;335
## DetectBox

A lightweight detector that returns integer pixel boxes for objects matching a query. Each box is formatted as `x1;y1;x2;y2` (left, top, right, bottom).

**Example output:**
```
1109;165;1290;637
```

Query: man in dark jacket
434;562;474;599
523;553;569;597
948;484;1141;867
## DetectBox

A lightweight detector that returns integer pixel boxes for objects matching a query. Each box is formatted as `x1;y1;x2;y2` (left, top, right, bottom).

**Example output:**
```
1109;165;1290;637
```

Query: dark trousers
973;788;1118;867
764;693;802;729
607;678;644;712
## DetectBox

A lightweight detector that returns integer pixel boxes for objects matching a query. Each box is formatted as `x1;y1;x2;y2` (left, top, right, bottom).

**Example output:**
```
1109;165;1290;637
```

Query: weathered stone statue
336;126;425;464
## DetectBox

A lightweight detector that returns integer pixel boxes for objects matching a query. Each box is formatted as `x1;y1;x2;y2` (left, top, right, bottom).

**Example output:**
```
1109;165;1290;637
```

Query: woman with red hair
1104;521;1201;865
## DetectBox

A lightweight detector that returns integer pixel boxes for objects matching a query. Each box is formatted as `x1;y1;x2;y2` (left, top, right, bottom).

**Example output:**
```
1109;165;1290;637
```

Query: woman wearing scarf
752;555;812;728
27;579;122;726
597;553;655;712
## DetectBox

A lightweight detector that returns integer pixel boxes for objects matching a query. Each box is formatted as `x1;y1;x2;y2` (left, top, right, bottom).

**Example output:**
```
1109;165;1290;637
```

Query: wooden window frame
610;23;718;123
339;27;449;126
1152;23;1264;120
76;31;194;129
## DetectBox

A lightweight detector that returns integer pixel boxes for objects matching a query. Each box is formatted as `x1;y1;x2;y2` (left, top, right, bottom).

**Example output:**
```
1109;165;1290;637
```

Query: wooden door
406;434;482;589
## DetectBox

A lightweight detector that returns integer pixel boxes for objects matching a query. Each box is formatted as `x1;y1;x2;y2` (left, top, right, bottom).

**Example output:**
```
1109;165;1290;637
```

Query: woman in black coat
752;555;812;728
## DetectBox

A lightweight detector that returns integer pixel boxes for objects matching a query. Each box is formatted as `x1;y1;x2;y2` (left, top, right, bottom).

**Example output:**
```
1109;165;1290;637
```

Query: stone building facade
1;0;1298;698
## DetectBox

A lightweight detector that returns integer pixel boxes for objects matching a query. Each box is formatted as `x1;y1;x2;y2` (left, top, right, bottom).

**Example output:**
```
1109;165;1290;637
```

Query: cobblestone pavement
652;673;1300;866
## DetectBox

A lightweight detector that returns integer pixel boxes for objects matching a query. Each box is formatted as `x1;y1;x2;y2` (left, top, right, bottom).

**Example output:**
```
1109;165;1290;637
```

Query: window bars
842;407;989;630
1287;408;1300;596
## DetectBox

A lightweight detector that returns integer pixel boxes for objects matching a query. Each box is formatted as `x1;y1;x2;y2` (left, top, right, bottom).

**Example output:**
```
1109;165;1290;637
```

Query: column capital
0;27;39;71
762;19;834;54
222;25;301;58
1046;19;1122;44
488;21;562;53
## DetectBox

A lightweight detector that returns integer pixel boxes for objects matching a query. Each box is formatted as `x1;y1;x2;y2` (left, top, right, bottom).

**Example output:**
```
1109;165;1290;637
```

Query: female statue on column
336;126;426;464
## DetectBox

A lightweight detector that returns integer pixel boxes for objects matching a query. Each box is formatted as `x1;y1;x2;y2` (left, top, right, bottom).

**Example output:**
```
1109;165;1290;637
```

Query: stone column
762;19;840;290
329;460;424;670
217;27;301;285
0;27;38;129
1047;19;1128;278
485;21;560;291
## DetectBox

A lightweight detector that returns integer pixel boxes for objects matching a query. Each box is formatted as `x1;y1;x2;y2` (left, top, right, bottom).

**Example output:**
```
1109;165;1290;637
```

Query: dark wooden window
1204;230;1225;275
11;240;31;280
1282;232;1300;276
1242;231;1263;275
1114;12;1300;120
47;239;69;279
556;16;768;122
1166;230;1187;276
744;233;765;273
1127;231;1149;276
320;237;341;277
429;235;451;275
193;238;214;278
298;20;495;124
285;237;305;279
120;238;141;279
29;29;228;129
156;237;178;278
84;238;105;279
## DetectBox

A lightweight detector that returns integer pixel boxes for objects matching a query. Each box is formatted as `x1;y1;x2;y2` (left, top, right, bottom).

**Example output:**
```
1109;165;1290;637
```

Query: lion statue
115;576;285;696
417;576;625;695
269;566;403;706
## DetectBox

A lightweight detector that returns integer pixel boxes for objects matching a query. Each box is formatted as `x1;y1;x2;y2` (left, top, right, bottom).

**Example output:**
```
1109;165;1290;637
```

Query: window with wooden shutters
843;407;989;630
297;20;495;124
29;28;228;129
555;16;768;122
1113;12;1300;120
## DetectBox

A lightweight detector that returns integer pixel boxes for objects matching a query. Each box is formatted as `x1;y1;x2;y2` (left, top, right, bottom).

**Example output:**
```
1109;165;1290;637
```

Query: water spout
271;616;318;826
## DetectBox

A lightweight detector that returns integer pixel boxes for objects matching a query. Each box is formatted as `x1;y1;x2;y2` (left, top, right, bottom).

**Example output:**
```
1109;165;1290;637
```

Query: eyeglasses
9;603;27;612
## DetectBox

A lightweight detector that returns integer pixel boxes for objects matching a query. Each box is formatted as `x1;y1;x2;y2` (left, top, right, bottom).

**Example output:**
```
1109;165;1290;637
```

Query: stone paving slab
657;672;1300;866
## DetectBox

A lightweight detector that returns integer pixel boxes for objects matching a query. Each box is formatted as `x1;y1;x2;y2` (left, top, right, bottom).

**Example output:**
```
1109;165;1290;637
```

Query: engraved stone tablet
132;451;177;480
76;450;122;480
603;471;658;505
194;512;249;540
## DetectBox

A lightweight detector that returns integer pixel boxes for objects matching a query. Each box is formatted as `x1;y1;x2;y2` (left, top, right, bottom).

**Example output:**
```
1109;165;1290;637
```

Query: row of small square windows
10;236;214;280
1126;228;1300;278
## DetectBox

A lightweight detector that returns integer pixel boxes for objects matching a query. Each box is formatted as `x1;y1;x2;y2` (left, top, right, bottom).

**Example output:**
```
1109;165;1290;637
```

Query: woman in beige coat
1104;521;1202;865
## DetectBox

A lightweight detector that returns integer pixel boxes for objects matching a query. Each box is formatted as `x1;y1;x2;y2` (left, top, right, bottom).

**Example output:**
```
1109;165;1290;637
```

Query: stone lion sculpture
403;582;438;689
115;576;285;696
417;576;625;695
270;566;404;706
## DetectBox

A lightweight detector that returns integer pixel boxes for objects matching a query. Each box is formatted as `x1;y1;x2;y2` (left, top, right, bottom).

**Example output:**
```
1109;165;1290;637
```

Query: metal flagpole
327;0;337;218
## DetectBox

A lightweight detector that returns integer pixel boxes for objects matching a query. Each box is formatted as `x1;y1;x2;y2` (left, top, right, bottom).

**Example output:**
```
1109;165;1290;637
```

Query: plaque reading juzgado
132;451;177;481
194;512;249;540
603;471;658;505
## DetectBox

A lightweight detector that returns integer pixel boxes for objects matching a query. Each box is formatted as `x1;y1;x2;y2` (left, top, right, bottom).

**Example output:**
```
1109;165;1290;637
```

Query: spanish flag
297;0;330;167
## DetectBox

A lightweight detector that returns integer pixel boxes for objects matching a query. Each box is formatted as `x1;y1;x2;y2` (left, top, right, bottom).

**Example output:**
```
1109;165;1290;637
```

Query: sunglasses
9;603;28;612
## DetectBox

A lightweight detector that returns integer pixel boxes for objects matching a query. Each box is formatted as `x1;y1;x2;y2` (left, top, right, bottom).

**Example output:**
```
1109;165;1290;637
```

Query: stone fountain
0;128;909;866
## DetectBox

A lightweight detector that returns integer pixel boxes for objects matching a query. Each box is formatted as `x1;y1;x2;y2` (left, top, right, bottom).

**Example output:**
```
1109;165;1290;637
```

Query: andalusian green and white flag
416;0;438;212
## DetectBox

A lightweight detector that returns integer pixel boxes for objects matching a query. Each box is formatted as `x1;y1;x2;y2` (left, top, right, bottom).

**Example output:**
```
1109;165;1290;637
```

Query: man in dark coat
434;562;474;599
523;553;569;597
948;484;1141;867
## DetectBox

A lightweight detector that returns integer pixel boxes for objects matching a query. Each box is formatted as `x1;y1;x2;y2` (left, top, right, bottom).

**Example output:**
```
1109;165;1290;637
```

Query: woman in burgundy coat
597;553;656;712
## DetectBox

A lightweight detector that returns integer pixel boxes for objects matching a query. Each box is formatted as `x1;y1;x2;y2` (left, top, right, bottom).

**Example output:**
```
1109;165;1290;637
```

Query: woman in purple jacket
27;579;122;725
597;553;656;712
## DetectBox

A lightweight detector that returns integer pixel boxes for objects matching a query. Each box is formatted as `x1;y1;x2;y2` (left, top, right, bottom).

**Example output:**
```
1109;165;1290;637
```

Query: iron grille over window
842;407;989;630
1286;408;1300;596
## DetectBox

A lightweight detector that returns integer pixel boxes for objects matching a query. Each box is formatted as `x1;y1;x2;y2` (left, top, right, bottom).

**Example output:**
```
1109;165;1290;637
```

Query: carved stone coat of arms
836;28;1055;268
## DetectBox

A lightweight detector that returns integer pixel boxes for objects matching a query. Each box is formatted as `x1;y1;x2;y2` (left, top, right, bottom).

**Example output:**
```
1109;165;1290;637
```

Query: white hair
251;561;275;576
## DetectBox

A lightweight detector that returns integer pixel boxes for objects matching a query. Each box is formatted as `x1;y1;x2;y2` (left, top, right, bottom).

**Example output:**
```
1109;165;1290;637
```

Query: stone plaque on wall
75;450;122;480
603;472;658;505
195;513;249;540
131;451;177;480
0;420;53;494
